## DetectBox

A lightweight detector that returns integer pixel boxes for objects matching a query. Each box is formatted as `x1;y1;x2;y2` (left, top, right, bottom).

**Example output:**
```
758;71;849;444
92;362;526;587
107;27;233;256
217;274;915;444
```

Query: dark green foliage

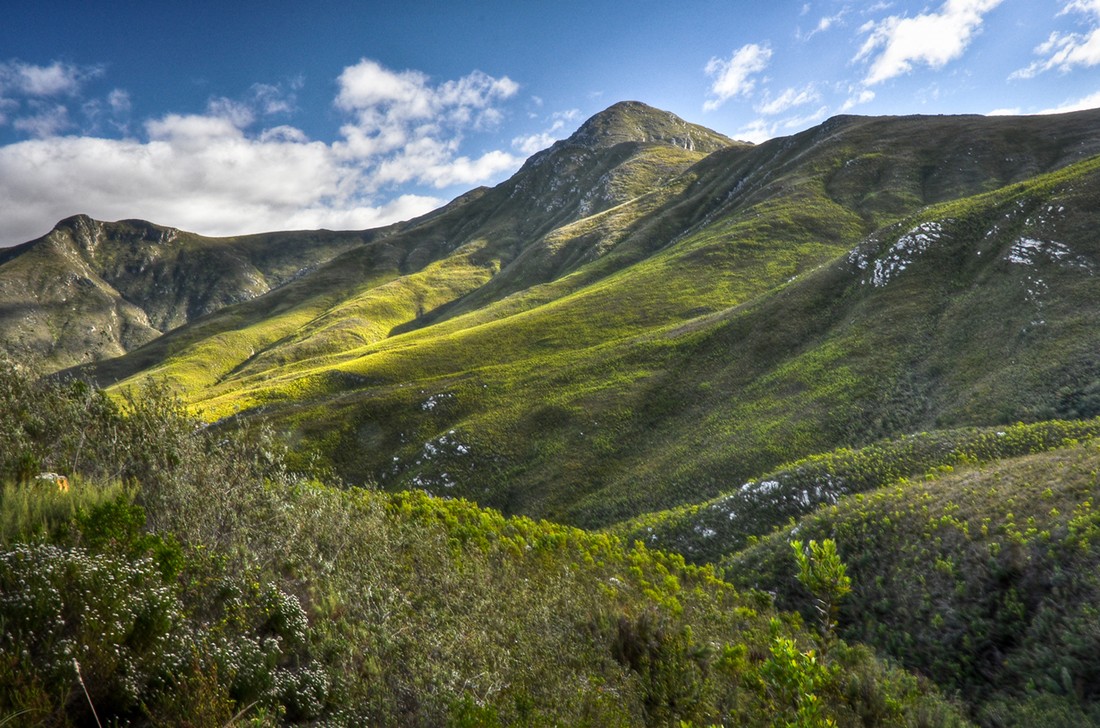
792;539;851;644
15;105;1100;724
616;418;1100;564
0;361;962;725
45;107;1100;535
725;441;1100;725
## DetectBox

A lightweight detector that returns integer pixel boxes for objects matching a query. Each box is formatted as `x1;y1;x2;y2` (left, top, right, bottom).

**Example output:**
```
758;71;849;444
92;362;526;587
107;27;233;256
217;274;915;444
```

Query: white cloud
0;98;17;125
0;59;527;246
987;106;1022;115
1037;88;1100;113
734;118;778;144
1011;0;1100;79
799;7;849;41
840;88;876;111
855;0;1004;86
755;85;821;115
332;58;522;189
422;149;522;188
12;104;71;138
280;194;444;232
107;89;131;116
513;132;558;155
735;103;830;144
0;60;107;136
336;59;517;132
782;105;829;129
704;43;773;110
0;60;102;97
511;108;581;155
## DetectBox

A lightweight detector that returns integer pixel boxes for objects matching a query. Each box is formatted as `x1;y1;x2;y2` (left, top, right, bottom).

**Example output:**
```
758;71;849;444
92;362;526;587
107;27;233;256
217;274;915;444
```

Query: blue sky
2;0;1100;246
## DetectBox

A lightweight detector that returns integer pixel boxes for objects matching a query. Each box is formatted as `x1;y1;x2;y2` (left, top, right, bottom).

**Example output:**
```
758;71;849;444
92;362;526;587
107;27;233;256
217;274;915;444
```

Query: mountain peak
564;101;734;153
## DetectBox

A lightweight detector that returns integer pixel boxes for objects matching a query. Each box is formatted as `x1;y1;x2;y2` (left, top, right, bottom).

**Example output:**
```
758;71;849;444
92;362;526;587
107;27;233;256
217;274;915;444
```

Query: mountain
9;101;1100;725
0;215;373;370
8;103;1100;530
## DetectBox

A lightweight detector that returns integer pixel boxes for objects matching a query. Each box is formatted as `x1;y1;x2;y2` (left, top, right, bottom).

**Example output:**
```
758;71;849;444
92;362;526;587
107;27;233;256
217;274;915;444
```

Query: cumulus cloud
798;7;849;41
107;89;131;116
0;58;526;246
735;103;829;144
1037;88;1100;113
12;103;71;138
1012;0;1100;79
336;59;518;136
733;118;777;144
0;60;102;97
704;43;773;110
0;60;108;137
840;88;876;111
855;0;1004;85
332;58;523;186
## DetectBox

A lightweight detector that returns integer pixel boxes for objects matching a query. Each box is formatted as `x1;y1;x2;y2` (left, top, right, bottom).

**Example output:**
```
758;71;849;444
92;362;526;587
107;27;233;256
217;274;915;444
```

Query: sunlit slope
76;108;1100;527
270;138;1100;530
613;419;1100;566
79;102;730;392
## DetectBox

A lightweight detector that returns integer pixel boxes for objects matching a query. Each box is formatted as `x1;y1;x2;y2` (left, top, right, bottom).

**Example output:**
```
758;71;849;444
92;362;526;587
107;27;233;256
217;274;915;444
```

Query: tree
791;539;851;646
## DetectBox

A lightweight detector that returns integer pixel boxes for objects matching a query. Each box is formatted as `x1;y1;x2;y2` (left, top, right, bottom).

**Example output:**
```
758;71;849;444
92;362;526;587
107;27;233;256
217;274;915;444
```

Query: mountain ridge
11;101;1100;727
7;102;1100;530
37;105;1100;533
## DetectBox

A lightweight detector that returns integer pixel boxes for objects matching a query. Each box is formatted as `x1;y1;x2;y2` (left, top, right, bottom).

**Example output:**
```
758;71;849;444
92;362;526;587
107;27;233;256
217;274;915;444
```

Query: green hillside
613;418;1100;565
0;215;373;371
62;106;1100;530
7;102;1100;725
724;438;1100;726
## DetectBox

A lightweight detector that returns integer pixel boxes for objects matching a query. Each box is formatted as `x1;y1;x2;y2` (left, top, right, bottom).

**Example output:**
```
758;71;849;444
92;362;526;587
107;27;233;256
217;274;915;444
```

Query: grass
59;108;1100;532
0;359;967;725
0;479;131;544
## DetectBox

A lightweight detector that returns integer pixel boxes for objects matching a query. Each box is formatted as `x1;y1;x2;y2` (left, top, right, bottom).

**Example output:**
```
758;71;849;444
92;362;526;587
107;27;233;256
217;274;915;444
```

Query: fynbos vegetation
0;361;965;725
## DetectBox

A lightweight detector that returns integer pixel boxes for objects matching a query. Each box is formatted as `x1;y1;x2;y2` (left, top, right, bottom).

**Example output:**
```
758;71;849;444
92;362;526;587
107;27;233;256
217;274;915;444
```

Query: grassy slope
724;438;1100;726
72;108;1100;530
0;214;373;371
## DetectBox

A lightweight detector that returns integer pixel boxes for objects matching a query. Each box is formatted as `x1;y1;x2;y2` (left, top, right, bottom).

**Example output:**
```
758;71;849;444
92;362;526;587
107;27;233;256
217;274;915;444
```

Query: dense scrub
725;441;1100;726
0;361;964;725
615;419;1100;564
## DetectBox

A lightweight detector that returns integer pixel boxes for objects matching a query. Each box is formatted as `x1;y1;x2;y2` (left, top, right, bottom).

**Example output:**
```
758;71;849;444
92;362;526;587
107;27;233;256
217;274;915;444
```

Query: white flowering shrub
0;541;326;723
0;543;188;718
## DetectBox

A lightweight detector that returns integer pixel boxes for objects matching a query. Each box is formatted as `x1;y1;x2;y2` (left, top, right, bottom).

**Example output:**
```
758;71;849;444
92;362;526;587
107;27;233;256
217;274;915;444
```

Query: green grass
63;109;1100;532
0;360;966;726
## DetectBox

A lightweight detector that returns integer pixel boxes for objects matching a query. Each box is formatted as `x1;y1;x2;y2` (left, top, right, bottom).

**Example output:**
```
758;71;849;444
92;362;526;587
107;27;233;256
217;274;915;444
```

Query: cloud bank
0;59;525;246
1012;0;1100;79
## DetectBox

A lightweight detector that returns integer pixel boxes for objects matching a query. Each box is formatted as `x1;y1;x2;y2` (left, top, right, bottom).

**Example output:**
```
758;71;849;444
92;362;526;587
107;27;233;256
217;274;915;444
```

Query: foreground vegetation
726;439;1100;726
0;362;964;725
